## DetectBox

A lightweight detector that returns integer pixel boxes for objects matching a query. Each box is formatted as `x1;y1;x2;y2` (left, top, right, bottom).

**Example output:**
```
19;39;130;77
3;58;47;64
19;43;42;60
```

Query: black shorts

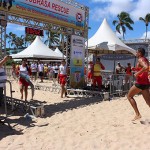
135;83;149;90
32;72;37;76
39;72;43;77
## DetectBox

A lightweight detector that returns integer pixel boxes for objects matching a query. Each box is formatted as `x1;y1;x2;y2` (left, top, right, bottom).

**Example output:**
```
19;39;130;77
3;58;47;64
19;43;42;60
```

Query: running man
127;48;150;121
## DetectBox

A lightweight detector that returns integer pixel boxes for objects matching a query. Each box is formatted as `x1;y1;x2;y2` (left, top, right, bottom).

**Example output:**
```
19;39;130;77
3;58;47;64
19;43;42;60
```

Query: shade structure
88;18;136;56
11;36;63;60
54;47;65;58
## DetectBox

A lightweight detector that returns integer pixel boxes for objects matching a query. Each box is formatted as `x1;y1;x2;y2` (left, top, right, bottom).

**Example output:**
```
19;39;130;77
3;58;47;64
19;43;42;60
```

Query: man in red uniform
127;48;150;121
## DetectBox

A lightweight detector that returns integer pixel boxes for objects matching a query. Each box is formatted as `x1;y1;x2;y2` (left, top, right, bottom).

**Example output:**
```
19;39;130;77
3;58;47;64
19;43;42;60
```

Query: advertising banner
0;0;85;30
70;35;85;88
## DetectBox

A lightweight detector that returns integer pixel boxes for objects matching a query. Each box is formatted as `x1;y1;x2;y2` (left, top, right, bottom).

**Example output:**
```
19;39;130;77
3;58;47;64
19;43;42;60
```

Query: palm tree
24;34;36;47
113;11;134;39
139;13;150;40
6;32;16;48
44;24;60;49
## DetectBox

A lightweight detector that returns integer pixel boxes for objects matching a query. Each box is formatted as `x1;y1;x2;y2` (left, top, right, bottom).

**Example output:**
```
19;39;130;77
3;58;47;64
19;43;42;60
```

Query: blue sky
7;0;150;41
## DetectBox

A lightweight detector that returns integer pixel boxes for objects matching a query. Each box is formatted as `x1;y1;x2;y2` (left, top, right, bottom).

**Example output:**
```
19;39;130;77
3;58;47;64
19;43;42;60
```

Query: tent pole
113;51;115;73
134;56;136;67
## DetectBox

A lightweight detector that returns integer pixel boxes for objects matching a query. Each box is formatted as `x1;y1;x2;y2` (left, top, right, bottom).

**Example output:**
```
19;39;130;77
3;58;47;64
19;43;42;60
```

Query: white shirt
53;65;59;73
20;65;28;75
59;65;67;75
31;63;37;72
38;64;44;72
0;67;6;87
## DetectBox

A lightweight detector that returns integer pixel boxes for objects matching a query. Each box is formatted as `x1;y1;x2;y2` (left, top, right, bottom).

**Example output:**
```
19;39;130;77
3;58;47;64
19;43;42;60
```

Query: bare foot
132;115;142;121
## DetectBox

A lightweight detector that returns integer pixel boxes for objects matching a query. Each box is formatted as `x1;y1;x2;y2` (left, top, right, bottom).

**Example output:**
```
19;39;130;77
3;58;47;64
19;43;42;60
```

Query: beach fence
101;72;135;97
5;67;135;99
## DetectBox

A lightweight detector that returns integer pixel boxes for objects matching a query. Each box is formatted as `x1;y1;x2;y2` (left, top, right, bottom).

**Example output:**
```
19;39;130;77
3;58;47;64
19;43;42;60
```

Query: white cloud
91;0;111;2
130;0;150;21
141;31;150;39
7;23;25;31
90;0;134;21
90;0;150;22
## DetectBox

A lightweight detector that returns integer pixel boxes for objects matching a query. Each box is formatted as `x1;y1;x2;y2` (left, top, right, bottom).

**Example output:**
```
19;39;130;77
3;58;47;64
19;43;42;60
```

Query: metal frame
0;1;89;88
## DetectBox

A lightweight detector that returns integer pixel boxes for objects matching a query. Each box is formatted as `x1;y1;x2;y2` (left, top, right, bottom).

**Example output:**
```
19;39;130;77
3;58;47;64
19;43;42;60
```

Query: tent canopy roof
11;36;63;59
88;18;136;55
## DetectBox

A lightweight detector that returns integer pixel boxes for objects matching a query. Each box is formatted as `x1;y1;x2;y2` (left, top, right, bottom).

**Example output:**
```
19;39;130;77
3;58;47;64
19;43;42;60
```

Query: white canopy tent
11;36;63;59
54;47;65;58
88;18;136;55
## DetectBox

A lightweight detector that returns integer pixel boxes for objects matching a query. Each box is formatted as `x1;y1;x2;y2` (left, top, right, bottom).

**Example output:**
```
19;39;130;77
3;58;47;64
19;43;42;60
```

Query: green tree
113;11;134;39
139;13;150;39
24;34;36;47
6;32;16;48
44;24;60;49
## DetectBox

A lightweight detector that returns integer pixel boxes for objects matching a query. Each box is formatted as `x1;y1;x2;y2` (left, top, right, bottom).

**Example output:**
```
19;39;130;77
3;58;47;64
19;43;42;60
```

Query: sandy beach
0;78;150;150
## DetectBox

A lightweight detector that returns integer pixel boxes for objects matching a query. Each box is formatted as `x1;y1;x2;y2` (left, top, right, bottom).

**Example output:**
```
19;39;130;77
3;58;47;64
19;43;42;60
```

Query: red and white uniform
59;65;67;85
87;63;93;79
19;65;29;87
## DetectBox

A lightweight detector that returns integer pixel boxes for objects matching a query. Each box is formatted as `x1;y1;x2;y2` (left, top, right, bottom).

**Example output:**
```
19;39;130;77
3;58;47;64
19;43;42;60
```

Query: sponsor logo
76;13;82;22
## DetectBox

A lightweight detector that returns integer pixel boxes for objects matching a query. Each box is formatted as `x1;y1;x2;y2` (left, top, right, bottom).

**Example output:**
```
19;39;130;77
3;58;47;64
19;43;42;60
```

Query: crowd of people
11;60;68;100
12;61;62;83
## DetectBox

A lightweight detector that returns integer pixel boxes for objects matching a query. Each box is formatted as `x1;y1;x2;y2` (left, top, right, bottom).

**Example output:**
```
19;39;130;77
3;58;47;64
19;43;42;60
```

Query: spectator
116;62;124;74
0;55;11;106
53;63;59;78
30;61;37;81
125;63;132;83
38;61;44;83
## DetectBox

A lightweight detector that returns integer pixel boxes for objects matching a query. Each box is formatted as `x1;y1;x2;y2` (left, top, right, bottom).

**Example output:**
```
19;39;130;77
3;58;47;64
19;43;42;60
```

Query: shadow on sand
44;96;103;117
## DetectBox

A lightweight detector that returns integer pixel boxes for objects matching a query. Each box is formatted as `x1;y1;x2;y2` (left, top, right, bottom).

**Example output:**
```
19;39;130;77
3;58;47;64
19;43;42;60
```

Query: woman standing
19;59;31;101
127;48;150;121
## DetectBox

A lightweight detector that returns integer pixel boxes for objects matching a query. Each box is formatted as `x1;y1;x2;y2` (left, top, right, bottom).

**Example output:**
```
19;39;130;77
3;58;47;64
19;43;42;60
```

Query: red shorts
19;78;29;87
93;76;102;86
59;74;67;85
88;72;93;79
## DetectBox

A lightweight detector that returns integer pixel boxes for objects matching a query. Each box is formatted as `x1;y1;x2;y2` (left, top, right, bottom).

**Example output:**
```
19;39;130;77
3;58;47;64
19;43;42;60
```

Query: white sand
1;78;150;150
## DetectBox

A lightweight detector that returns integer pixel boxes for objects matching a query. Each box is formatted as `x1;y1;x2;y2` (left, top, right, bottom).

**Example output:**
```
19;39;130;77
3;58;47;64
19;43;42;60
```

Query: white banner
70;35;85;88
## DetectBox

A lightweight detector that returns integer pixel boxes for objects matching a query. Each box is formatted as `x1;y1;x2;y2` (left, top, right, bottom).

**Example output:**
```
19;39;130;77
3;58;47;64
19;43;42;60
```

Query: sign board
25;27;43;36
70;35;85;88
0;0;85;30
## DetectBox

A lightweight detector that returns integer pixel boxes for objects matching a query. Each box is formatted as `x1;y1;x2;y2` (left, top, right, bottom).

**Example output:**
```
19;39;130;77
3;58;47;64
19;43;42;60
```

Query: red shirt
136;57;149;85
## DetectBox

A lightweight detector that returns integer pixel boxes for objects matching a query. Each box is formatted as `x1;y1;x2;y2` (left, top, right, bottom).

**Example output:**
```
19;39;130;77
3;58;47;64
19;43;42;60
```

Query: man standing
30;61;37;81
116;62;124;74
38;61;44;83
93;58;105;91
